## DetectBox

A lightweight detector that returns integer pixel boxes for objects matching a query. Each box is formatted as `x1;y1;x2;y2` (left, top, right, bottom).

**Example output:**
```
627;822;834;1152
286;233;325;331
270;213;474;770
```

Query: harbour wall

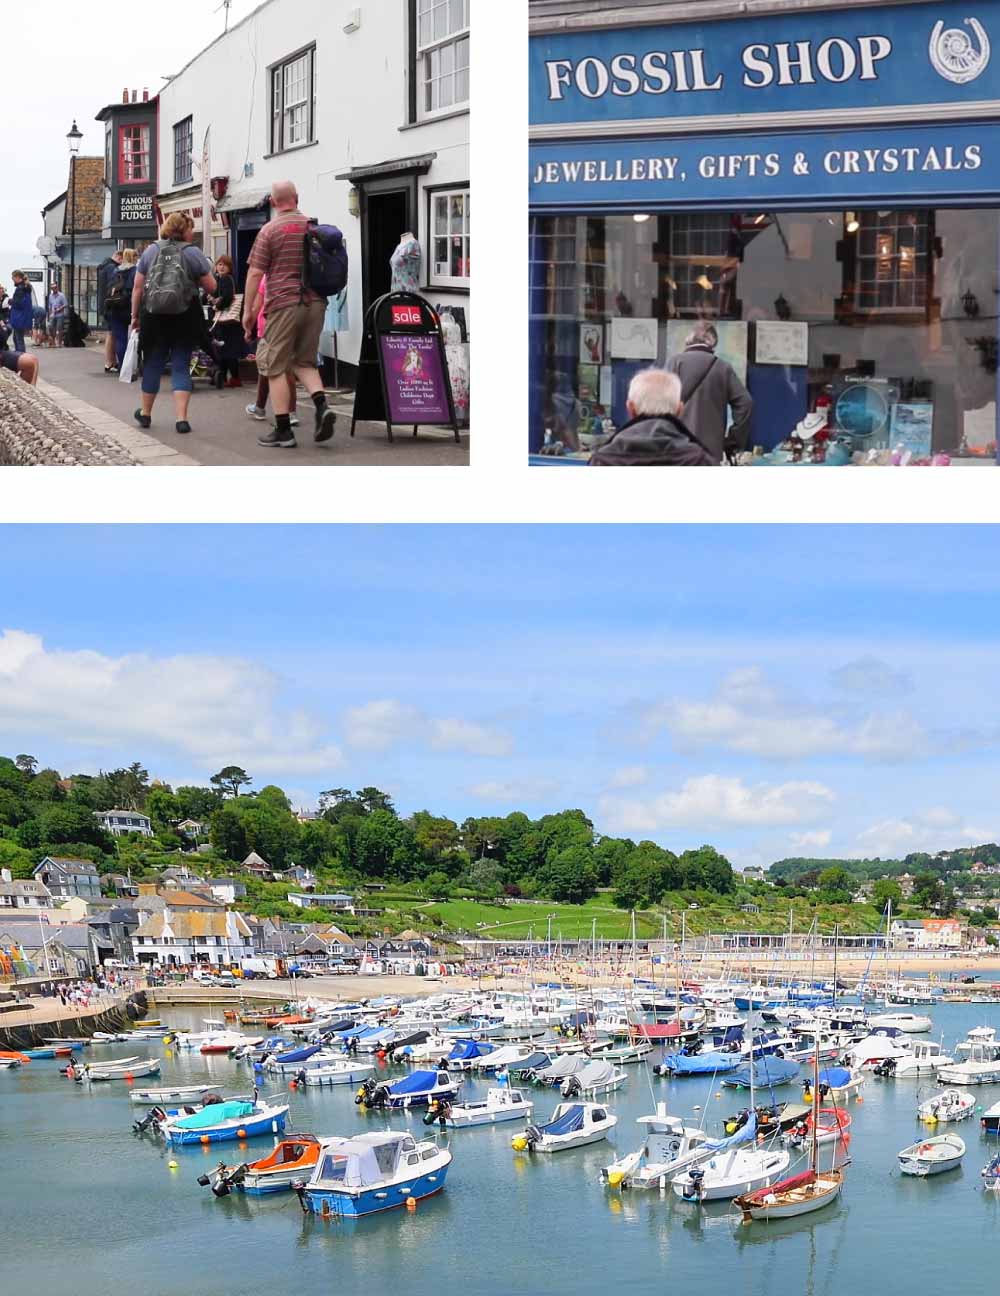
0;991;149;1049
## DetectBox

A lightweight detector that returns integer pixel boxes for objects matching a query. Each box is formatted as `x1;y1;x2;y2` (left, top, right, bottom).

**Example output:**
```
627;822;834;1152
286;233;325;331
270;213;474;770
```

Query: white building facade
95;809;154;838
153;0;470;383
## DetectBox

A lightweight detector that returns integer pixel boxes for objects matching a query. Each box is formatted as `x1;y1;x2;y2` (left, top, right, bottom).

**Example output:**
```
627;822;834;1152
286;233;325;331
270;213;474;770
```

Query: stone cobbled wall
0;368;136;465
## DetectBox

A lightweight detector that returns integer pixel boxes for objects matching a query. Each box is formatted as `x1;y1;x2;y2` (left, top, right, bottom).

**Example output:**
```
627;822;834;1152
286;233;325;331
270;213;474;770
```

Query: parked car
214;974;239;988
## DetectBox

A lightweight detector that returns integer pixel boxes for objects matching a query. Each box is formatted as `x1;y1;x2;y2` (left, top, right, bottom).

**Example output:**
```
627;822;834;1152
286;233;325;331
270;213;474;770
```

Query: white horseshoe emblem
929;17;991;84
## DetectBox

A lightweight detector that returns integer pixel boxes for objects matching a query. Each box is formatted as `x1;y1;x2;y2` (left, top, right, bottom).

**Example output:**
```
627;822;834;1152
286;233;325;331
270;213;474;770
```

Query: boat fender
406;1197;417;1210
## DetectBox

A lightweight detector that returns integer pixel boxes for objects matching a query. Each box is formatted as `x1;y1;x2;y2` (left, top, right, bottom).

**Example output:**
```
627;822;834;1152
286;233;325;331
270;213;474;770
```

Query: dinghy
295;1059;374;1087
735;1167;844;1221
161;1098;289;1146
129;1083;223;1104
298;1131;452;1217
512;1101;617;1153
917;1089;976;1124
898;1133;965;1176
430;1085;533;1128
199;1134;322;1196
602;1104;711;1189
80;1057;160;1081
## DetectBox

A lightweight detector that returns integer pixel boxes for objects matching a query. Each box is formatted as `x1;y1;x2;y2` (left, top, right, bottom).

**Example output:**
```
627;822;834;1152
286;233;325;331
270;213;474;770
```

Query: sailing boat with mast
734;1038;846;1223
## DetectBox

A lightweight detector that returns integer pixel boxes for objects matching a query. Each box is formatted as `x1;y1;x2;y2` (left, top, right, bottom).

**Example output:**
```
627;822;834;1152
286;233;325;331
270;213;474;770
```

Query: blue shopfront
528;0;1000;462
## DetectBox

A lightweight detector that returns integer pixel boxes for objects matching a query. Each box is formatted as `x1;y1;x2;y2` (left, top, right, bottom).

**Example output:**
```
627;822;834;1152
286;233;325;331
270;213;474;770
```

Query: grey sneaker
246;403;267;421
258;426;297;448
289;414;300;428
314;405;336;443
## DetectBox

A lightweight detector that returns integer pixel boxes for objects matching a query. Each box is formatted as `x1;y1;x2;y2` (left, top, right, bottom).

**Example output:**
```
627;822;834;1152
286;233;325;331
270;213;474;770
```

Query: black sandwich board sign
350;291;460;444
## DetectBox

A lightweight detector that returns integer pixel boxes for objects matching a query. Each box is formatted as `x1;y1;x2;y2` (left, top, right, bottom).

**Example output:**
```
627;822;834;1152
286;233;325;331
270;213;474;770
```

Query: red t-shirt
248;209;320;313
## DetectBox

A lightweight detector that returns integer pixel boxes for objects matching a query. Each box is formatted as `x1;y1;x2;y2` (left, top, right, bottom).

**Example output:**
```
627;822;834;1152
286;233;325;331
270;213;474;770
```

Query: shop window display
529;207;1000;463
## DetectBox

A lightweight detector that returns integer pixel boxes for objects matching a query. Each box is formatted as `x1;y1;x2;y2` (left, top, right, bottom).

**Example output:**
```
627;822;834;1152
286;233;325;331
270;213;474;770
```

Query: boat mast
811;1034;820;1174
832;923;839;1013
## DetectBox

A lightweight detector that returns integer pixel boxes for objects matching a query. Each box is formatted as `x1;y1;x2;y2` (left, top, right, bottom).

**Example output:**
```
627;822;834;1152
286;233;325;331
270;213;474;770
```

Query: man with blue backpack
242;179;348;449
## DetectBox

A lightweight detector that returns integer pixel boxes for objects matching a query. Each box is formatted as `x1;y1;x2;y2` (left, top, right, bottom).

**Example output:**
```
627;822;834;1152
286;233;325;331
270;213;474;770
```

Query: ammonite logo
929;17;991;84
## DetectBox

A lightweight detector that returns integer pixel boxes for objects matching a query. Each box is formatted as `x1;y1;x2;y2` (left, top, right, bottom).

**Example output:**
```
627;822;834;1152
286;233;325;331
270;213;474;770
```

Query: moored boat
356;1069;461;1110
129;1083;224;1104
917;1089;976;1124
431;1085;533;1128
295;1059;374;1087
512;1100;617;1152
199;1133;321;1196
162;1097;289;1146
735;1168;844;1221
79;1057;161;1081
297;1131;451;1217
602;1104;710;1189
898;1133;965;1176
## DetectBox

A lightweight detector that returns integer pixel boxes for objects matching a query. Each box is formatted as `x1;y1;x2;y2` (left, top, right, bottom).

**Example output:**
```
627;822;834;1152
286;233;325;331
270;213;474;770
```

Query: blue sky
2;524;999;870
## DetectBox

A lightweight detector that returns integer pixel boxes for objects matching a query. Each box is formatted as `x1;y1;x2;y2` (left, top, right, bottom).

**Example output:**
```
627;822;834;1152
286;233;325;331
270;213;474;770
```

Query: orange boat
199;1133;321;1196
263;1013;312;1028
0;1050;31;1063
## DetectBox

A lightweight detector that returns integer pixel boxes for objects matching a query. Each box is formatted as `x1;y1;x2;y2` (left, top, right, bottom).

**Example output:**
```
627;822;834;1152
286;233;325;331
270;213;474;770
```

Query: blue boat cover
663;1050;740;1075
274;1044;321;1063
726;1057;800;1088
543;1104;586;1135
818;1067;851;1088
450;1039;493;1061
390;1069;441;1095
705;1110;757;1152
171;1100;255;1130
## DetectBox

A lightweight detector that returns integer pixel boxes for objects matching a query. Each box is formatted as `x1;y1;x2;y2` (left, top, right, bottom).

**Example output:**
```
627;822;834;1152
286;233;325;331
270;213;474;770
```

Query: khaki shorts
256;299;325;376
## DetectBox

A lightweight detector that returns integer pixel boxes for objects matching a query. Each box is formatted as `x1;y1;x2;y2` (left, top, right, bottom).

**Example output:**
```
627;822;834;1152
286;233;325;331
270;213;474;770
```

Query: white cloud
855;813;994;858
342;698;512;757
467;779;558;803
600;774;835;835
0;628;342;776
830;656;912;696
789;829;833;850
607;765;650;789
633;666;929;762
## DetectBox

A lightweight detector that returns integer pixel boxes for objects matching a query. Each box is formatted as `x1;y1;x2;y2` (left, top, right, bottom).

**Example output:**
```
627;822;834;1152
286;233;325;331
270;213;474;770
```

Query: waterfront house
131;907;254;967
890;918;964;950
33;857;101;900
86;906;141;964
0;918;95;977
241;851;273;879
280;865;318;889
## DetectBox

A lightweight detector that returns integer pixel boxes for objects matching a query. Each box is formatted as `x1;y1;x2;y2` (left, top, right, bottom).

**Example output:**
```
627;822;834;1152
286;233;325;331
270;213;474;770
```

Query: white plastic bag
118;329;139;384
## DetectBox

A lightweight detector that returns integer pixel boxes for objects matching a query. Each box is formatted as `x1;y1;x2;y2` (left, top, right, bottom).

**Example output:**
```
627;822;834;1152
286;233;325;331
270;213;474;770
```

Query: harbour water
2;1001;999;1296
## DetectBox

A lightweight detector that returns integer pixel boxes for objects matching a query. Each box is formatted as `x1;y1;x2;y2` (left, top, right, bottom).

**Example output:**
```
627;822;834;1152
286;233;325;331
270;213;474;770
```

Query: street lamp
66;119;83;312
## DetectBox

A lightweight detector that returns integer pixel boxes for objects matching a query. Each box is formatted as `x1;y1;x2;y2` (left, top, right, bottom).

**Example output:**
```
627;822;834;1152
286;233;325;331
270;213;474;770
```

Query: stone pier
0;991;149;1049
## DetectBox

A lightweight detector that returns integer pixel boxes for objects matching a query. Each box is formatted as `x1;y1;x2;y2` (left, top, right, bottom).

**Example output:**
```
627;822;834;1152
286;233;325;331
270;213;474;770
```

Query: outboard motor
561;1075;582;1099
523;1123;541;1152
874;1057;897;1078
680;1167;705;1202
132;1105;166;1135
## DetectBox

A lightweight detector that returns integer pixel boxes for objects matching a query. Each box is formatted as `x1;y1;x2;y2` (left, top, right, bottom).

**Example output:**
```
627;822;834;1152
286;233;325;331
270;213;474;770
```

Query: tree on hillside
871;878;903;911
536;844;598;904
14;755;37;775
612;841;680;908
175;785;223;820
98;762;150;810
679;845;736;893
145;786;181;830
355;809;420;878
210;804;249;861
537;810;594;863
594;836;635;887
409;810;461;863
20;802;112;852
912;871;945;910
210;766;253;799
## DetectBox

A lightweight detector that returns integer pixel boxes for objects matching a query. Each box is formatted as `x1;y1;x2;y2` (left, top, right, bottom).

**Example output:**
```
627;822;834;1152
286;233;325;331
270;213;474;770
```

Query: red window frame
118;124;150;185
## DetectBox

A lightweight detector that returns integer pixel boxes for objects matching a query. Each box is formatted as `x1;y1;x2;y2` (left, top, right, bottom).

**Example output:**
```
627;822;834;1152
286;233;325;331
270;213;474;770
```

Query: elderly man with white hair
589;367;715;466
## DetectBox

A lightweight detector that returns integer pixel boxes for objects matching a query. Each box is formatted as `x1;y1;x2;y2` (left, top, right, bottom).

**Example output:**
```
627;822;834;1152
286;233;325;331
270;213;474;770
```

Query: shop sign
531;1;1000;132
118;191;154;224
530;121;1000;208
350;291;460;444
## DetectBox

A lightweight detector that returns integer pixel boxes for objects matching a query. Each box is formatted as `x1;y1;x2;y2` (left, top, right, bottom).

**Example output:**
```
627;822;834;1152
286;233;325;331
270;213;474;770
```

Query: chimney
131;89;138;103
142;88;149;102
122;87;129;103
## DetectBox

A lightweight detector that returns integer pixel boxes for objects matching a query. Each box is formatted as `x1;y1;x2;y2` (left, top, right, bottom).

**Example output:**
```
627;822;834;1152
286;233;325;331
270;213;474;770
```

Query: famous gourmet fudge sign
530;1;1000;133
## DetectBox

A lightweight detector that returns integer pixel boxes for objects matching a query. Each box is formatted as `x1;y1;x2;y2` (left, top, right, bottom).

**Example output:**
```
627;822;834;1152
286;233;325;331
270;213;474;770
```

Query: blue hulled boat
357;1068;461;1110
299;1132;452;1217
162;1098;289;1146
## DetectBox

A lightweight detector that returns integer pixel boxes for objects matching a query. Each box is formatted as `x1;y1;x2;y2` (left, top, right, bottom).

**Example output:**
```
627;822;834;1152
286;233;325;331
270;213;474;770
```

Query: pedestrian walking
207;255;245;388
97;249;123;372
104;249;137;372
130;212;216;435
241;180;341;449
244;274;299;427
47;284;68;346
664;322;753;464
8;273;33;352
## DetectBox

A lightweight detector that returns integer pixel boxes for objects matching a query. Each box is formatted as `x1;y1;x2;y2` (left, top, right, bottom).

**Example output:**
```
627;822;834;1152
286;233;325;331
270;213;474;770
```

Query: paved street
31;342;470;467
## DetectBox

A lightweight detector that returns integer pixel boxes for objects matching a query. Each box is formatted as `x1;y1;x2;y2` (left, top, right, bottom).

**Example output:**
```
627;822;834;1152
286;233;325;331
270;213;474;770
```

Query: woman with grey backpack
129;212;216;435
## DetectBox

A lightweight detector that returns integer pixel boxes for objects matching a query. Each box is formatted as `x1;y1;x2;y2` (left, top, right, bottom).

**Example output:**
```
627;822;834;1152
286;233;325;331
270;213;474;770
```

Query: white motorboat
874;1040;952;1079
898;1133;966;1176
512;1101;617;1152
436;1086;534;1128
917;1089;977;1124
296;1060;374;1086
805;1066;865;1100
869;1012;932;1034
599;1041;653;1065
673;1143;791;1202
559;1059;626;1097
80;1057;161;1081
935;1041;1000;1085
980;1099;1000;1135
129;1083;223;1104
602;1104;711;1189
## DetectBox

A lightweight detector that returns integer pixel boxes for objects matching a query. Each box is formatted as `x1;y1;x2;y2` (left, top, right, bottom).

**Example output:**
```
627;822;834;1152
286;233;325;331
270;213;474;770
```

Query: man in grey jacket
665;322;752;464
